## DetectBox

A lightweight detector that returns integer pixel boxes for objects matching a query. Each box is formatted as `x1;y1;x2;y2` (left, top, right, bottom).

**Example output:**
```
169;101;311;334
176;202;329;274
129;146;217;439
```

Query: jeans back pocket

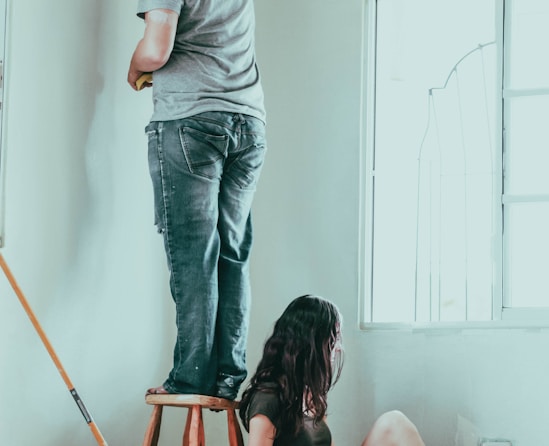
179;126;229;180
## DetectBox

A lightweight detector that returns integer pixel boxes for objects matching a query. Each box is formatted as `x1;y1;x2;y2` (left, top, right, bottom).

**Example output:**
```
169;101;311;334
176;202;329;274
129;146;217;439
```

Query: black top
247;391;332;446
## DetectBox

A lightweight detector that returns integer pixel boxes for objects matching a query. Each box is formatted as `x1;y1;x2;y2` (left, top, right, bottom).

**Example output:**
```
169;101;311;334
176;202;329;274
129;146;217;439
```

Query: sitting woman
239;295;426;446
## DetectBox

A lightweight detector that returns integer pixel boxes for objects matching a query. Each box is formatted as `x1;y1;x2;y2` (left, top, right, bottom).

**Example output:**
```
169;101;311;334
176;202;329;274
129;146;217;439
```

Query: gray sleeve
137;0;183;19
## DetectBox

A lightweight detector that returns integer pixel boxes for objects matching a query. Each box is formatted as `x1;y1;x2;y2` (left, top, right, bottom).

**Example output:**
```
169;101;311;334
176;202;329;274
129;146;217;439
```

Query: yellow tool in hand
136;73;153;91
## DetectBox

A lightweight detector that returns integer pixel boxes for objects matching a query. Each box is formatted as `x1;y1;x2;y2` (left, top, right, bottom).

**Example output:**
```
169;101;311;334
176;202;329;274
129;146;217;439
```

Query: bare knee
373;411;411;439
362;410;424;446
375;410;412;431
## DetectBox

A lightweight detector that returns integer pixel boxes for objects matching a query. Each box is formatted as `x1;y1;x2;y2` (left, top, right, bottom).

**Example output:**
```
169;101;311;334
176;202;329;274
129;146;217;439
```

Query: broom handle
0;253;108;446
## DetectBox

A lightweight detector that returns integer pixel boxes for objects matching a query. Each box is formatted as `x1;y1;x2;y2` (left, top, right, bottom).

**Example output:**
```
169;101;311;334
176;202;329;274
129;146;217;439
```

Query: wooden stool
142;394;244;446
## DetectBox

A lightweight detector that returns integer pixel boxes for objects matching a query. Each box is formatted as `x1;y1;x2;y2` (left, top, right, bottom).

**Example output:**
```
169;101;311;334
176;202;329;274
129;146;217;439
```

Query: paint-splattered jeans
145;112;266;399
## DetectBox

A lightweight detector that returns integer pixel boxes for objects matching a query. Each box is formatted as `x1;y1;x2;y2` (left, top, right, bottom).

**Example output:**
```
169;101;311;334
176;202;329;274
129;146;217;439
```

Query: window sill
359;317;549;333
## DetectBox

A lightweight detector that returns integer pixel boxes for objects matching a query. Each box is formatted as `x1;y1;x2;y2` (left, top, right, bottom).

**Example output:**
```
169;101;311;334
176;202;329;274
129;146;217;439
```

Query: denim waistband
146;111;265;135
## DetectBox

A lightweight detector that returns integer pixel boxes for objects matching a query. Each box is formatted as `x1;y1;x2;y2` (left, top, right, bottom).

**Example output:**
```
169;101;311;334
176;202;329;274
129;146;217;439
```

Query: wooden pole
0;253;108;446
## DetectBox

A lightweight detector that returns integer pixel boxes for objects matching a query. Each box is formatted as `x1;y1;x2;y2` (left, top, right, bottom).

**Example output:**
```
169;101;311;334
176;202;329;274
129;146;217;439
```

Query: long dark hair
239;295;344;438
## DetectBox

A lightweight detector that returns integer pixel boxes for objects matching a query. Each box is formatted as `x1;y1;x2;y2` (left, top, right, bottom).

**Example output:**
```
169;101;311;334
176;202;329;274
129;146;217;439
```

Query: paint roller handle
0;253;109;446
90;421;109;446
70;388;108;445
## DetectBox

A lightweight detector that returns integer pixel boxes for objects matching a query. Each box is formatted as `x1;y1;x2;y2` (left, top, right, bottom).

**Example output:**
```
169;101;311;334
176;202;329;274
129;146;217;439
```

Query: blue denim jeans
145;112;266;399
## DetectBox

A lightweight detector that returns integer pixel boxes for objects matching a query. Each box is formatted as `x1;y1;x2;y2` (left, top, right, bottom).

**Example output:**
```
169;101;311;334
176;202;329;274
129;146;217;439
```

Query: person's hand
136;73;153;91
128;68;152;91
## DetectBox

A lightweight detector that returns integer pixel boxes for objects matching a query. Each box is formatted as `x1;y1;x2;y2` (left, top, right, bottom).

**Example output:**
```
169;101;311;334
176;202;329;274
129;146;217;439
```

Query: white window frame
358;0;549;329
500;0;549;322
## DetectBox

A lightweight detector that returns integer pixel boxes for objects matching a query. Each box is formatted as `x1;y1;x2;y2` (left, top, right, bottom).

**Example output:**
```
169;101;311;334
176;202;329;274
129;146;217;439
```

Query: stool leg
198;408;205;446
227;409;244;446
183;405;205;446
143;405;163;446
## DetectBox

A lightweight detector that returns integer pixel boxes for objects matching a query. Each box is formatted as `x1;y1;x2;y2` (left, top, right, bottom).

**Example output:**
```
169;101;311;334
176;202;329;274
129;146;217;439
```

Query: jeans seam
157;123;184;387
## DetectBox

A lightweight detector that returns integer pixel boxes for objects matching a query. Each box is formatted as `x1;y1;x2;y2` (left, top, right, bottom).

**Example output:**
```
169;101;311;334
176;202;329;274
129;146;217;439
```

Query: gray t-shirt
137;0;266;123
247;391;332;446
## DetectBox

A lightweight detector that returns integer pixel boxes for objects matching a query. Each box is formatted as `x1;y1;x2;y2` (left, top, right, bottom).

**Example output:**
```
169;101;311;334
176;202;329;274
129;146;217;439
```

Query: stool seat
142;394;244;446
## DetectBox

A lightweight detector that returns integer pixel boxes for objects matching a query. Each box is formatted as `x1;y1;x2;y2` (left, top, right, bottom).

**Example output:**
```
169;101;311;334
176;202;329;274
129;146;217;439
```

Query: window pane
370;0;498;322
507;0;549;89
505;203;549;307
505;96;549;195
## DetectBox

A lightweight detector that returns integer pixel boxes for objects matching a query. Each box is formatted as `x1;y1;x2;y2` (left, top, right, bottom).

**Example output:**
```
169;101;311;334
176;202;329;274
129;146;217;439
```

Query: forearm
130;37;169;73
128;8;178;90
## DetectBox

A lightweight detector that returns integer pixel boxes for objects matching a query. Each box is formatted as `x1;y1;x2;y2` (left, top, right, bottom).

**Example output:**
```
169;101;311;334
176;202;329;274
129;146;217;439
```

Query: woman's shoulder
247;388;281;419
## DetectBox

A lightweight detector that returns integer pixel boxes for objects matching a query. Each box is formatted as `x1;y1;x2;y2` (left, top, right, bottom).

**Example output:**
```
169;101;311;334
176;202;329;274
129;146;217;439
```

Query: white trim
492;0;505;321
501;0;513;312
360;317;549;332
502;194;549;204
0;0;10;248
358;0;377;325
502;307;549;322
504;88;549;98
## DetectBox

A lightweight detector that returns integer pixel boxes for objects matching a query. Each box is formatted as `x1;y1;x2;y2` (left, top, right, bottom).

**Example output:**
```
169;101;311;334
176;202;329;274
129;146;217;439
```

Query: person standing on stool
127;0;267;401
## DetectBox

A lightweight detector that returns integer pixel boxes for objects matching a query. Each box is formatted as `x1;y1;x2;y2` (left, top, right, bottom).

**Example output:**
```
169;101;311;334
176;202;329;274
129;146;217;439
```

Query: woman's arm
127;9;179;90
248;414;277;446
324;416;334;446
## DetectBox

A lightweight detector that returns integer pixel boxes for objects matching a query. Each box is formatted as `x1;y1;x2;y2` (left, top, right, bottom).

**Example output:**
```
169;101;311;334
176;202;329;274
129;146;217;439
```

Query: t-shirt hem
137;0;183;18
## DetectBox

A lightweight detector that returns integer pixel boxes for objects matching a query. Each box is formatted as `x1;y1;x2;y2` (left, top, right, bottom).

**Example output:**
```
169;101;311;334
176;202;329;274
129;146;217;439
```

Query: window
360;0;549;325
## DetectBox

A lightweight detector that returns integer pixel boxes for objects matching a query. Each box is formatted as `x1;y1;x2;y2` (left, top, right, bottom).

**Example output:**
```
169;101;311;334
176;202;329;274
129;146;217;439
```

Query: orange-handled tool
0;253;108;446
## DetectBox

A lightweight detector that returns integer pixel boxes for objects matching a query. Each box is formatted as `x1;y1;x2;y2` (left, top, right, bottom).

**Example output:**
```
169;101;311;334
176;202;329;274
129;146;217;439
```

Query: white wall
0;1;548;445
0;1;176;444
